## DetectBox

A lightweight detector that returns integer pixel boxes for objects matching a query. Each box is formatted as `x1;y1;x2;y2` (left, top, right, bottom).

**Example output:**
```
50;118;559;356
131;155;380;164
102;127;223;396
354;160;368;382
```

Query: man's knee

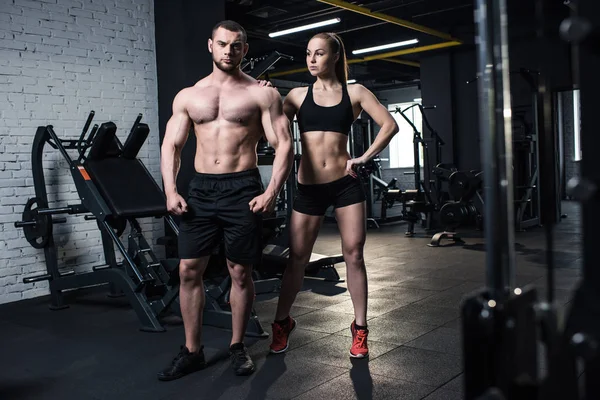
227;261;253;288
179;258;207;285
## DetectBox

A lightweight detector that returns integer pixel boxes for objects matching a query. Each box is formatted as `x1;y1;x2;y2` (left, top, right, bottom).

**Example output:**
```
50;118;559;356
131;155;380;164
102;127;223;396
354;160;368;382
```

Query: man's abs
193;124;262;173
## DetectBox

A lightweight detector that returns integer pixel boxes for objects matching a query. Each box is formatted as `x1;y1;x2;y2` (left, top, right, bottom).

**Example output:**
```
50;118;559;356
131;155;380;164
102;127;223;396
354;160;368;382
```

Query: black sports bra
296;84;355;136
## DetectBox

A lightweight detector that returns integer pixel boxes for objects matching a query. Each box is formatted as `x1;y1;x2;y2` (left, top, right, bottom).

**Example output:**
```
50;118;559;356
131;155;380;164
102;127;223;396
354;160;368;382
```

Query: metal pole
475;0;516;297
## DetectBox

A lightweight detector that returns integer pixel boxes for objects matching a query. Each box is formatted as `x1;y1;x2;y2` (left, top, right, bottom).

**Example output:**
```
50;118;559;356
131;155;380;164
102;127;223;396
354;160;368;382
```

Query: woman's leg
274;210;324;320
334;201;368;326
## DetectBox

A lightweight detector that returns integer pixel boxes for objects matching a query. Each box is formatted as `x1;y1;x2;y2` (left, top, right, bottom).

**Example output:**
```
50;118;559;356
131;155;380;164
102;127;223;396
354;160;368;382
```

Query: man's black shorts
293;174;366;216
178;168;264;266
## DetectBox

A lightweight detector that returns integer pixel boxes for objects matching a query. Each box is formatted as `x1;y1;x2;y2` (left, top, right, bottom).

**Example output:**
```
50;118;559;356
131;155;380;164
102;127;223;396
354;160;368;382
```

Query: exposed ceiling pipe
263;41;458;78
381;58;420;67
336;21;387;34
316;0;462;42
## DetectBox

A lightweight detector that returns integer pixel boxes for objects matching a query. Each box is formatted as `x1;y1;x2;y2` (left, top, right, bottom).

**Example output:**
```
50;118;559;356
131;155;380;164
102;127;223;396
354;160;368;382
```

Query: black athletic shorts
293;174;366;216
178;168;264;266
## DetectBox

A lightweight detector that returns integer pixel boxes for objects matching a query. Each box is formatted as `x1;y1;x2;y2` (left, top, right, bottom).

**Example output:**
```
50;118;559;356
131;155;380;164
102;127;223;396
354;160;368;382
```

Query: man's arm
160;89;191;214
259;87;294;205
354;84;399;162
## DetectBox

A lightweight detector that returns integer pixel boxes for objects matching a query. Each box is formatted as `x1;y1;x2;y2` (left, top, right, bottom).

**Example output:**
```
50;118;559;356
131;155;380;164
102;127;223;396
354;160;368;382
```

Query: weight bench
17;115;181;332
262;244;344;282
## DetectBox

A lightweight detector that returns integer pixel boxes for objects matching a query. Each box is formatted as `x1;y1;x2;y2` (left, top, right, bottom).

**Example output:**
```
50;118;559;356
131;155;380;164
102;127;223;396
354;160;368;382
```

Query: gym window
387;102;423;168
573;89;581;161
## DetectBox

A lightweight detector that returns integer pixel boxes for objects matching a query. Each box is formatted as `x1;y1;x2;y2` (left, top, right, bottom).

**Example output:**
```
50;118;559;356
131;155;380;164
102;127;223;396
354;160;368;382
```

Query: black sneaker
157;345;206;381
229;343;255;376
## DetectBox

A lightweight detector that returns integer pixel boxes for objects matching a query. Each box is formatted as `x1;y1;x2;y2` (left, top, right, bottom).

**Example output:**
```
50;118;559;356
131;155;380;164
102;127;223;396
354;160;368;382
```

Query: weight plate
22;197;51;249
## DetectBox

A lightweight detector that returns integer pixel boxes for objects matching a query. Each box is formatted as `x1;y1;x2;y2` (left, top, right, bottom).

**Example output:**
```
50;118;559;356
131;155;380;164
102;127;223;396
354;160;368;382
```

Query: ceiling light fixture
268;18;341;38
352;39;419;55
347;79;357;84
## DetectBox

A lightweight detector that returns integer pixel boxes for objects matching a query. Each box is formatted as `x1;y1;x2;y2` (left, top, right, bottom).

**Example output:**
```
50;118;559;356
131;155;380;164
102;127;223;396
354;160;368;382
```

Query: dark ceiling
226;0;476;90
225;0;570;92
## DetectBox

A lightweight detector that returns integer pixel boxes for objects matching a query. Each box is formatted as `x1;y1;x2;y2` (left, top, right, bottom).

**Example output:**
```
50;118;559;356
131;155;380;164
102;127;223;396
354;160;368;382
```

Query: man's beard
214;58;240;72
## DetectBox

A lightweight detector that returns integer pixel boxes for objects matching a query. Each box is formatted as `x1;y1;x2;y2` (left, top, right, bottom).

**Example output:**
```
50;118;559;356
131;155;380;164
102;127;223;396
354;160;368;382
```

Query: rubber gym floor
0;202;582;400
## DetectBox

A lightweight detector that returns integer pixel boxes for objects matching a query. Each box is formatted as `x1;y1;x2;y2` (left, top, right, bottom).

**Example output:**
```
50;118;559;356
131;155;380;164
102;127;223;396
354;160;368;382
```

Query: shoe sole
269;319;297;354
157;363;207;382
235;364;256;376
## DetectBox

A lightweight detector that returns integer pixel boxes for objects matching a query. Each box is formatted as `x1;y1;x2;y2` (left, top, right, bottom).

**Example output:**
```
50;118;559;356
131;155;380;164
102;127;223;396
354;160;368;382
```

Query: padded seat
86;157;167;218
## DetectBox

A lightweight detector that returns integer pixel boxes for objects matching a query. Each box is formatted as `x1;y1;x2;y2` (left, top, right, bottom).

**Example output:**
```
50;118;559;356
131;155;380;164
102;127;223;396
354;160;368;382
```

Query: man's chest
187;88;261;125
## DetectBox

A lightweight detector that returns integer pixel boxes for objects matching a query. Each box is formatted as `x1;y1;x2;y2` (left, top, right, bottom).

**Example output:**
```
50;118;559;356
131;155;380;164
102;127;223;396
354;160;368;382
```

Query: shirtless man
157;20;293;380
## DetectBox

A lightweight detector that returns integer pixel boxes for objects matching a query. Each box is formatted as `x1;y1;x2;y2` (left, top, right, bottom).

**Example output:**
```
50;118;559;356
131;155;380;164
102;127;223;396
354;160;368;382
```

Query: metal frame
18;125;181;332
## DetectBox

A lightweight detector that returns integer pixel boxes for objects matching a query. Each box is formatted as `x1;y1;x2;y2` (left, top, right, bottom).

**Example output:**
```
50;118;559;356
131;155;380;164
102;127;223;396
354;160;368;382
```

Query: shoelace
231;348;248;364
354;330;368;349
171;349;187;366
272;323;285;339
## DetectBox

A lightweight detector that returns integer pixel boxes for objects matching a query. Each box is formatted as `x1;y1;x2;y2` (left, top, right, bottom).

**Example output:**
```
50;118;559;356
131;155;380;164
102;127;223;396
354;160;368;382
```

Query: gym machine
14;112;181;332
242;50;293;78
462;0;600;398
350;116;430;232
386;104;446;235
468;68;544;232
428;165;484;247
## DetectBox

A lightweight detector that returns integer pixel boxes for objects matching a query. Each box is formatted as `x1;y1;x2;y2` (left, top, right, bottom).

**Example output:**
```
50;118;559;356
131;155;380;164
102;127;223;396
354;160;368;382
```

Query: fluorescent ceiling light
347;79;356;84
269;18;341;38
414;98;422;102
352;39;419;55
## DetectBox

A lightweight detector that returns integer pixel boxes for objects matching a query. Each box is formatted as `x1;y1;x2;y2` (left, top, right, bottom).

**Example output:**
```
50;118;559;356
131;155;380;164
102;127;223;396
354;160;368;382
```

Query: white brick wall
0;0;163;304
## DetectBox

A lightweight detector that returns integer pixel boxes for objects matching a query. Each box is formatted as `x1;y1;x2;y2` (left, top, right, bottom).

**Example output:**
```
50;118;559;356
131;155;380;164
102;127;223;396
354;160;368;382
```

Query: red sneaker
350;321;369;358
270;316;297;354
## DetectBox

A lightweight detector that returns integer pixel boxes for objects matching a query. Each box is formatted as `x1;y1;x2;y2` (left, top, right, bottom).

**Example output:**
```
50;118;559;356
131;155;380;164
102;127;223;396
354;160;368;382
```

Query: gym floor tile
441;373;464;394
368;286;437;303
294;309;358;334
441;317;462;331
283;334;399;369
164;356;348;400
366;271;423;287
292;371;436;400
414;288;474;310
404;327;462;355
334;317;438;346
368;346;463;387
253;301;317;323
382;302;460;326
322;296;413;318
393;276;467;291
265;290;348;309
422;388;464;400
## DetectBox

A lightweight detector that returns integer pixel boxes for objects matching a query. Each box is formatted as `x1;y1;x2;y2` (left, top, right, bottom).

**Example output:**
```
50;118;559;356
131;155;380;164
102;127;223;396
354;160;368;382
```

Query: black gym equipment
462;0;600;398
15;112;181;332
242;50;293;78
368;103;446;235
429;165;484;247
468;67;546;232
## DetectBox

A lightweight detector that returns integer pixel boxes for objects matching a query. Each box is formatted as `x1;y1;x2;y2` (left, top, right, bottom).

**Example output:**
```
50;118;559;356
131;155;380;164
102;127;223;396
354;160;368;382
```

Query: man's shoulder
246;84;281;106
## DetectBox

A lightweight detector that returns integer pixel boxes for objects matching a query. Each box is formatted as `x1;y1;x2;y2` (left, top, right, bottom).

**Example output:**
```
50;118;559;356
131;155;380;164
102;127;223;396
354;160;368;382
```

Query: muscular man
157;20;293;380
